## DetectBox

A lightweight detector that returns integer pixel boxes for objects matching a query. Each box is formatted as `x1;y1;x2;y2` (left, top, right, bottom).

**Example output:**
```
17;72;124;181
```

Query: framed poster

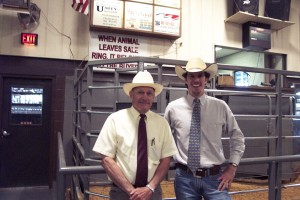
154;6;180;36
154;0;180;8
124;2;153;31
90;0;182;39
91;0;124;28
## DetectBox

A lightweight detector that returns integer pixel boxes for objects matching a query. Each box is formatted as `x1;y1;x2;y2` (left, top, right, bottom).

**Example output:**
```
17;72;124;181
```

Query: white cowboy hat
123;71;163;96
175;58;218;80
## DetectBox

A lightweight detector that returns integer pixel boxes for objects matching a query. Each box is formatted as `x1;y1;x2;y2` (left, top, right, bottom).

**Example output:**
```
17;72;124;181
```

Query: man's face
130;86;155;114
185;71;208;98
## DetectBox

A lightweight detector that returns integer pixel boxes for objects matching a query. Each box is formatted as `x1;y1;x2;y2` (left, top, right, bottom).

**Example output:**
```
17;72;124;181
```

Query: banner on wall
89;31;150;69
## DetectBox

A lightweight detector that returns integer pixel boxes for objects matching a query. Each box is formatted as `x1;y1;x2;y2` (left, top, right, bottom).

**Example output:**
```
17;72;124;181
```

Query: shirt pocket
148;138;161;165
206;122;223;139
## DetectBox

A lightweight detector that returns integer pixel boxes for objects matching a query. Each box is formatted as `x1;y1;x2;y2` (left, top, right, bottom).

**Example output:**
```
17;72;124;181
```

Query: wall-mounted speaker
264;0;291;21
233;0;259;15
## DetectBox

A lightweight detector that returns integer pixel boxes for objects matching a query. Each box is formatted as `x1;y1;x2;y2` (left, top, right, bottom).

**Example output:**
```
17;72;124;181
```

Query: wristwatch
146;184;155;193
230;163;238;167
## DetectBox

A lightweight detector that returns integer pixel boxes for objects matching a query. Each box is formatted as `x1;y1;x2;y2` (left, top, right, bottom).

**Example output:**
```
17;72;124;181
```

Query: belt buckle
193;168;206;178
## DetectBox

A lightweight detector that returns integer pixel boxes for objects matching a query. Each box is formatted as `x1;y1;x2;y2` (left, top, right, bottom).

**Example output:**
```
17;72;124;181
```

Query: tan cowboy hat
123;71;163;96
175;58;218;80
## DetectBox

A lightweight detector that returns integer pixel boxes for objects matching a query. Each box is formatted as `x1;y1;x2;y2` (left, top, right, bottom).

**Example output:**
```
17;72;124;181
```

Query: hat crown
123;70;163;96
175;57;218;81
132;71;154;84
186;58;207;71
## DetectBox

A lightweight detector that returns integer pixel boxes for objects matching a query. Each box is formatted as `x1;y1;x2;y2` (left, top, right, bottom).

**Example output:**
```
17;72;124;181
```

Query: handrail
70;57;300;200
57;131;66;200
57;132;106;200
74;56;300;91
58;129;300;200
72;135;85;159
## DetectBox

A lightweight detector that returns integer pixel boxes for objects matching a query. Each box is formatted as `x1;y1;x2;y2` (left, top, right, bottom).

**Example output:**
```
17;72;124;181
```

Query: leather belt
176;163;221;178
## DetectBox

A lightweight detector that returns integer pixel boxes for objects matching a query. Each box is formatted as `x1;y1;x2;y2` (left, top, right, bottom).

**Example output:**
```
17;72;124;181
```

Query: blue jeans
174;168;231;200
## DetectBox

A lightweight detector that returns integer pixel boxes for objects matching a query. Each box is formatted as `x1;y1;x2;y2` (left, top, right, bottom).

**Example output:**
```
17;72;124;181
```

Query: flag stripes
72;0;89;16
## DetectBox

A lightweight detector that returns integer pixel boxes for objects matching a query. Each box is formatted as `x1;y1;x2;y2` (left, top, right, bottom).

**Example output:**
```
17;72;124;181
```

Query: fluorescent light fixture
215;47;222;51
0;6;30;14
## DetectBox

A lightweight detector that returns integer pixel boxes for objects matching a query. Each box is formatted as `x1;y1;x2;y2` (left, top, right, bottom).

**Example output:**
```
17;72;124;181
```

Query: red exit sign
21;33;38;46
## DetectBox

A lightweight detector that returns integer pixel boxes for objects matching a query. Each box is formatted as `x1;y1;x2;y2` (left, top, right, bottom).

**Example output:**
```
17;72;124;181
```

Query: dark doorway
0;77;52;188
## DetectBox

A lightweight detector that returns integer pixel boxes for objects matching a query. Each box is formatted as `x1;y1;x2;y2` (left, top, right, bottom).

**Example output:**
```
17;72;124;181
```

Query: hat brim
175;63;218;81
123;83;163;96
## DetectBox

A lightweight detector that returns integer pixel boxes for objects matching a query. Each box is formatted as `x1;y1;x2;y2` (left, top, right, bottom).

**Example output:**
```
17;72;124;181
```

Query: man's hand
217;164;237;191
129;186;153;200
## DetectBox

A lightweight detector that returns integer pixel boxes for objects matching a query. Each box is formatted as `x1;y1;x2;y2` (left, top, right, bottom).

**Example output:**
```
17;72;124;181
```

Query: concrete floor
0;185;56;200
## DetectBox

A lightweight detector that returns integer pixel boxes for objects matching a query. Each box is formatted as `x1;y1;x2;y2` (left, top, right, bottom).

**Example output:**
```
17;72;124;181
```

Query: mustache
138;100;150;104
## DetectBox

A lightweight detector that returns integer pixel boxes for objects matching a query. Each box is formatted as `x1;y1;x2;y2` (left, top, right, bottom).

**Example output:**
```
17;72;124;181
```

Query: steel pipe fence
65;57;300;200
58;131;300;200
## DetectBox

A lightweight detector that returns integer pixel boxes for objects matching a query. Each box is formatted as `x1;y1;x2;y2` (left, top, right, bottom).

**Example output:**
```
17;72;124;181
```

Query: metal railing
57;57;300;200
57;131;300;200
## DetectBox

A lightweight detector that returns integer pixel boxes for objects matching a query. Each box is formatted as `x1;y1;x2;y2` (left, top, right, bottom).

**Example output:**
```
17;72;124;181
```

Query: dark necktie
187;99;201;172
135;114;148;187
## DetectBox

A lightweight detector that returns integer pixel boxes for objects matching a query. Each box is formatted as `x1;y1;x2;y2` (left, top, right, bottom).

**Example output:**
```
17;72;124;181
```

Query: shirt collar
187;93;206;106
129;106;149;120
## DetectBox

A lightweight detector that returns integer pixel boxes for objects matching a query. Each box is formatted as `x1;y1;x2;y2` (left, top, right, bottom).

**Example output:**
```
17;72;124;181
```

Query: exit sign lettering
21;33;38;46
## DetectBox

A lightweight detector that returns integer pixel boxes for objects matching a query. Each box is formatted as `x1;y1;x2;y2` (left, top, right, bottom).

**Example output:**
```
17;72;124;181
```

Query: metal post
268;161;277;200
114;70;120;112
137;61;144;72
57;172;66;200
57;132;67;200
157;64;163;113
275;74;283;200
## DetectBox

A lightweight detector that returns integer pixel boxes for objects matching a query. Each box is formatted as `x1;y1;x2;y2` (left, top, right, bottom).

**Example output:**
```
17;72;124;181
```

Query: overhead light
0;6;30;14
215;47;223;51
0;0;30;14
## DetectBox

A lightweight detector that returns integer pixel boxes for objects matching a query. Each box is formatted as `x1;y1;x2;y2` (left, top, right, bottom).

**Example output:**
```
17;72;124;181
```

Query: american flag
72;0;89;16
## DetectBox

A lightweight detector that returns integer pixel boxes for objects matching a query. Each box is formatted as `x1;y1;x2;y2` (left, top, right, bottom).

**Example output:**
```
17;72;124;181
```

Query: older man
93;71;178;200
